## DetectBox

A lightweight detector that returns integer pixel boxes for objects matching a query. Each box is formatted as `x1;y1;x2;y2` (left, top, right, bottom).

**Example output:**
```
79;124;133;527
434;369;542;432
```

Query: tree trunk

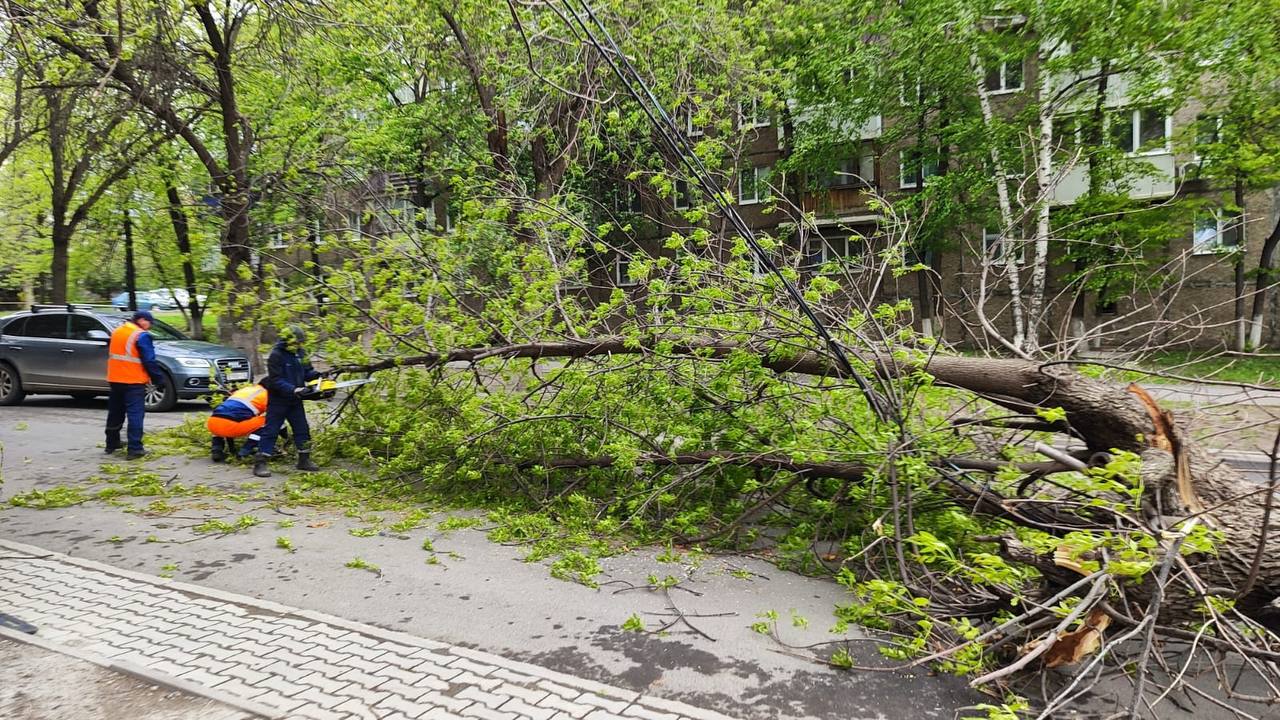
1249;216;1279;349
164;183;204;339
219;192;260;370
1234;179;1248;351
49;220;71;305
123;211;137;311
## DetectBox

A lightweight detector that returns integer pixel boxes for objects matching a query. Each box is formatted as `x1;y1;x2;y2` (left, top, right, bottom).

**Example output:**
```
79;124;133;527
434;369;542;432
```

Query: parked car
111;288;207;312
0;306;251;411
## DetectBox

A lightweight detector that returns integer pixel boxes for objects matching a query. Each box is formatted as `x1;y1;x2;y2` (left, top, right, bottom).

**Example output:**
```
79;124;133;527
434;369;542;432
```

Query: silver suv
0;306;251;411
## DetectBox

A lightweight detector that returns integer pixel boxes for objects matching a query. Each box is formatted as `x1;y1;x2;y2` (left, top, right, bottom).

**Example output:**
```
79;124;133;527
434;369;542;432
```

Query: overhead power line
554;0;894;423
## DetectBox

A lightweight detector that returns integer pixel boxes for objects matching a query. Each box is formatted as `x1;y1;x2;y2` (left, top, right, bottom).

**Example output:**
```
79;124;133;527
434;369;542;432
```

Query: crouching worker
206;383;268;462
253;325;321;478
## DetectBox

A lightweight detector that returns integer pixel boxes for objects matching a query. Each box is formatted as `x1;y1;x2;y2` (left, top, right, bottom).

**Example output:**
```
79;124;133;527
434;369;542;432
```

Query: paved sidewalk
0;539;735;720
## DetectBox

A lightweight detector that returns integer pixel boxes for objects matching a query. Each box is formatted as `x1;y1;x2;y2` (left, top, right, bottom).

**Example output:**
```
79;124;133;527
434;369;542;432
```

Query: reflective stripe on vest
106;322;150;384
227;385;268;415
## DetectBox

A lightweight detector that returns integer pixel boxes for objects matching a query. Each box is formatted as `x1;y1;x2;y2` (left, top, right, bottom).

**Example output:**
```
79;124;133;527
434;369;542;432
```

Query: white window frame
681;106;704;138
442;203;455;234
802;235;852;270
1192;212;1237;255
738;98;770;129
673;179;693;210
898;150;939;189
985;58;1024;94
1110;108;1171;156
612;253;639;287
982;227;1025;266
268;230;288;250
348;211;363;240
738;165;772;205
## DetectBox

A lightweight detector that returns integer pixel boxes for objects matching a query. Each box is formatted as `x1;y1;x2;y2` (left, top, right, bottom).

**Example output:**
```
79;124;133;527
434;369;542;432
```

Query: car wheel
144;372;178;412
0;363;25;406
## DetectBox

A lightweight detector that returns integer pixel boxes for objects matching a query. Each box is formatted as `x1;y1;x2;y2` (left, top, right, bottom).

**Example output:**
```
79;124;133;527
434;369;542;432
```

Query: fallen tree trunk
337;336;1280;625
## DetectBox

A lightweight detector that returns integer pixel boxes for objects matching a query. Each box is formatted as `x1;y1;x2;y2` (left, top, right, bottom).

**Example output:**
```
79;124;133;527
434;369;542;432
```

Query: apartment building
623;54;1280;351
314;51;1276;352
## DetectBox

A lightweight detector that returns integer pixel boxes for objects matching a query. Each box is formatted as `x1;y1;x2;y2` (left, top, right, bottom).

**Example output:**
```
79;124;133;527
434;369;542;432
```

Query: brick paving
0;542;736;720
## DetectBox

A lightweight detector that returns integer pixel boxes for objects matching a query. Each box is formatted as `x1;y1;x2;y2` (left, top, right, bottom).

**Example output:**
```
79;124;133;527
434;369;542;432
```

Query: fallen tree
324;328;1280;715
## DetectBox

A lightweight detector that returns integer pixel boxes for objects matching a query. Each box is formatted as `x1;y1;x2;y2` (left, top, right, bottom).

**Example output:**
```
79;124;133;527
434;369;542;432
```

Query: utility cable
556;0;894;423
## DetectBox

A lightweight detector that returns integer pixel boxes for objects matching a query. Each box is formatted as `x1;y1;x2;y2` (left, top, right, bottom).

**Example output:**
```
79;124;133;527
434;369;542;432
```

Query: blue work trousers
105;382;147;453
256;400;310;456
211;435;259;459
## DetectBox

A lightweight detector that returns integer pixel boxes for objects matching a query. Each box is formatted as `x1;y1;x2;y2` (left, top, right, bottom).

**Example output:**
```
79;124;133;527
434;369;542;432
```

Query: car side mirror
86;329;110;342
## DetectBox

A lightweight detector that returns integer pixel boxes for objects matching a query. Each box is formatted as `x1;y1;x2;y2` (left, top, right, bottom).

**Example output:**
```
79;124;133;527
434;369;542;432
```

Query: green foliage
962;698;1030;720
344;557;380;574
548;551;603;587
621;614;646;632
194;515;261;535
9;486;88;508
276;536;296;553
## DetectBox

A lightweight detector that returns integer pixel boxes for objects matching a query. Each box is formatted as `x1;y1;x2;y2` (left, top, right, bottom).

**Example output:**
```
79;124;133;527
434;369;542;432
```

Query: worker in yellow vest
206;383;269;462
105;311;164;459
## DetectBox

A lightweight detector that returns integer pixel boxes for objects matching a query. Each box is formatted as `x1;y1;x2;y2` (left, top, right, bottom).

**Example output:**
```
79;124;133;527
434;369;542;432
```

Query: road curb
0;623;279;719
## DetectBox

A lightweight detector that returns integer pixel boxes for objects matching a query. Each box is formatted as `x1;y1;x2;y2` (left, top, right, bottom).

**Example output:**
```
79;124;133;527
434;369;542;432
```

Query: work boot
211;449;227;463
253;453;272;478
105;430;122;454
296;452;320;472
125;449;148;461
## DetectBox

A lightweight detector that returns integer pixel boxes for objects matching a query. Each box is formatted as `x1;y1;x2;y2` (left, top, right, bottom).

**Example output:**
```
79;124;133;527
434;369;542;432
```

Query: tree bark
163;183;204;339
1249;215;1279;349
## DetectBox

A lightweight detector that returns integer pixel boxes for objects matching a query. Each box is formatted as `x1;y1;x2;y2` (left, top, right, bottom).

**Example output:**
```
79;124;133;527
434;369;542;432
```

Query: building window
898;149;940;189
738;165;772;205
680;106;704;138
348;211;363;240
612;253;638;286
821;151;876;188
982;227;1024;265
1193;212;1238;255
802;234;854;270
984;57;1024;93
613;184;643;214
1053;115;1082;159
738;98;770;129
673;179;694;210
1194;114;1222;161
1109;108;1169;154
268;230;288;249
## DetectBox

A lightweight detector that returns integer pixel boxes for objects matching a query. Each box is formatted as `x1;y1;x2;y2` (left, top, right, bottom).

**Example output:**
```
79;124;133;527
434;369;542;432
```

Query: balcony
801;185;878;219
1048;152;1177;206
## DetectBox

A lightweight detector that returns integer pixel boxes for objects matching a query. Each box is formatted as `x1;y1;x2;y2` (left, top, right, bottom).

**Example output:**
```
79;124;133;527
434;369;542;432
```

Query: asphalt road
0;397;981;720
2;396;1276;720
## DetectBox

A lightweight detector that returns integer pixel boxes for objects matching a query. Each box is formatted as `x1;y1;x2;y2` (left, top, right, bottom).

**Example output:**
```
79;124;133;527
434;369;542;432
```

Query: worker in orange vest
105;310;164;459
206;383;269;462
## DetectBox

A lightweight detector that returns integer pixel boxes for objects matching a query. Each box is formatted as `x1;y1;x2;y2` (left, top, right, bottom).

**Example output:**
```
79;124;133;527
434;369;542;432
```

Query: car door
8;313;71;387
65;314;112;390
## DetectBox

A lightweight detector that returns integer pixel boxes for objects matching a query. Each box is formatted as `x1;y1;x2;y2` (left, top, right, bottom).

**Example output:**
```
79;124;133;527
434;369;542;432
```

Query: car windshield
101;315;189;341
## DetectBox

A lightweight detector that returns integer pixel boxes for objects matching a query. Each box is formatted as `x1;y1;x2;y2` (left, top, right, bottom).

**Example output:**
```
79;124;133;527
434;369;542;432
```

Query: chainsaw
300;377;375;400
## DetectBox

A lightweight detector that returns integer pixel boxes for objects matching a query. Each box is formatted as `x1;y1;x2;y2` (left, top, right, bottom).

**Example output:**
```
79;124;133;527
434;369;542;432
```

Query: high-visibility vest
224;384;268;416
106;321;150;384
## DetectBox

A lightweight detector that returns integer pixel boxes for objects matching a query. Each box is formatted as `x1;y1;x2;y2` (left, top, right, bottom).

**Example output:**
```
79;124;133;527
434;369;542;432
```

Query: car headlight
175;357;212;369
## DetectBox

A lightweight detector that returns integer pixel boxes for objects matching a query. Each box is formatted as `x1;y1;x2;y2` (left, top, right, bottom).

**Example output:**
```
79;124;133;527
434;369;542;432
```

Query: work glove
293;386;309;397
